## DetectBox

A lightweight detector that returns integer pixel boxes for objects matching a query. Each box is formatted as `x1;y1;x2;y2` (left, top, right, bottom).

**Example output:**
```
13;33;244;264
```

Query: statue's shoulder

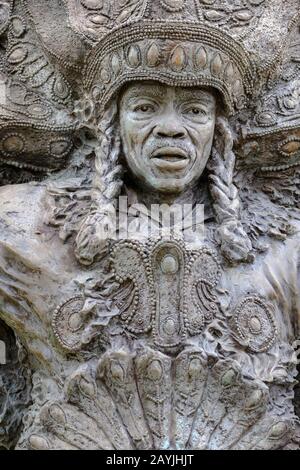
0;183;48;241
0;181;79;276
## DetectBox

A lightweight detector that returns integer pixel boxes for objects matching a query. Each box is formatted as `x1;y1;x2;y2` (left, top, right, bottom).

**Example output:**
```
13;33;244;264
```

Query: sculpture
0;0;299;450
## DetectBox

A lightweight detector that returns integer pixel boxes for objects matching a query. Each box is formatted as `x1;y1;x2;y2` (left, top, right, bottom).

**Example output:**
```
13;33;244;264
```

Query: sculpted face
119;82;217;194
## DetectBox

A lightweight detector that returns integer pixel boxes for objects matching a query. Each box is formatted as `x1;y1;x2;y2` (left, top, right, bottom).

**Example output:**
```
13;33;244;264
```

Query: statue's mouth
151;147;189;170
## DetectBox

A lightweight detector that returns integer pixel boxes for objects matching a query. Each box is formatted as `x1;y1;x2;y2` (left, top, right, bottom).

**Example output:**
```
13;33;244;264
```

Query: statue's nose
153;114;187;139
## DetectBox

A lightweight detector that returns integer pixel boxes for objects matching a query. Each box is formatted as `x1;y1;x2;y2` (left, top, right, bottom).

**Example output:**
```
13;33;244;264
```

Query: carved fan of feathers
21;350;294;450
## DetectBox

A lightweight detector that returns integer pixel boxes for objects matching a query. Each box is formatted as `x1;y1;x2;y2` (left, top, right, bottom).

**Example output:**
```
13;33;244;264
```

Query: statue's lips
151;147;189;170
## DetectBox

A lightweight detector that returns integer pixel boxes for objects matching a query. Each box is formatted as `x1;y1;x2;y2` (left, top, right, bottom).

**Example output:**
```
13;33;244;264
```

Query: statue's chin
150;184;188;195
135;175;198;196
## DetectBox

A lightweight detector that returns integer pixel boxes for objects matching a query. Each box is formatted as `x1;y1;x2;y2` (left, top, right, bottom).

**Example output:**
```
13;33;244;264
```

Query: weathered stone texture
0;0;299;450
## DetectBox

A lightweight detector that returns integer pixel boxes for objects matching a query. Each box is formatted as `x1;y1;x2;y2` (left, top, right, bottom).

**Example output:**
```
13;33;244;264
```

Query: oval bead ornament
87;13;108;25
111;53;121;75
279;138;300;157
116;9;133;23
27;103;51;119
68;312;83;332
282;97;297;110
234;10;253;22
53;76;70;100
256;111;277;127
11;16;26;37
204;9;227;22
2;134;25;155
100;67;111;84
194;46;207;69
146;43;160;67
249;315;261;334
211;53;223;76
49;139;72;158
160;254;178;274
169;45;186;71
127;45;141;68
7;45;27;64
224;62;235;82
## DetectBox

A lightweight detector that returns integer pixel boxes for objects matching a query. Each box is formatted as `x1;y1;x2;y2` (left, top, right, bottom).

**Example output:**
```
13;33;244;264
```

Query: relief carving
0;0;299;450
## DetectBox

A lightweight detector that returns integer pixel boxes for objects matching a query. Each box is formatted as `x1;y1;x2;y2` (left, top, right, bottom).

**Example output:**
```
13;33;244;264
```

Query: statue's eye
134;104;155;113
187;107;206;116
183;105;209;122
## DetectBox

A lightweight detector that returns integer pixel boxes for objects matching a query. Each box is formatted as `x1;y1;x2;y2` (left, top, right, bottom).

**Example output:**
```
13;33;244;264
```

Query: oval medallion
233;296;277;352
52;296;85;351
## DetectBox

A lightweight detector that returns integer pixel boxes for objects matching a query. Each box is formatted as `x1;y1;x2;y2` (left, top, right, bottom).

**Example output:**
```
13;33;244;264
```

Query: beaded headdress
84;21;253;115
0;0;299;173
80;0;298;115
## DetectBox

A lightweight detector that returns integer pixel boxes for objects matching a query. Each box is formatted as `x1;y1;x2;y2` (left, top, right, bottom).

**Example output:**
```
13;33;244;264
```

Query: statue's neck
120;178;213;247
123;179;209;210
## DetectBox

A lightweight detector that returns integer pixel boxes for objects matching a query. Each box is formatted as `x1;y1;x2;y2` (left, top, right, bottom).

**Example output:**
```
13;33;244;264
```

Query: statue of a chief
0;0;299;450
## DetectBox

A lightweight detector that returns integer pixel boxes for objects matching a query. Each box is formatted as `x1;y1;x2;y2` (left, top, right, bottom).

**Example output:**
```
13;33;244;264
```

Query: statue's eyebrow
176;89;216;105
121;85;216;106
122;86;166;103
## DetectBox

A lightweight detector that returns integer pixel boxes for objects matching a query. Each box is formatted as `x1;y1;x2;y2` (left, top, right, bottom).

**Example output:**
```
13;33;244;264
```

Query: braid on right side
207;116;253;265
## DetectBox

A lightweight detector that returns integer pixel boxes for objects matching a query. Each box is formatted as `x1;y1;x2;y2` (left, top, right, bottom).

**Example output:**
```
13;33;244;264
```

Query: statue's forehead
120;82;216;103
